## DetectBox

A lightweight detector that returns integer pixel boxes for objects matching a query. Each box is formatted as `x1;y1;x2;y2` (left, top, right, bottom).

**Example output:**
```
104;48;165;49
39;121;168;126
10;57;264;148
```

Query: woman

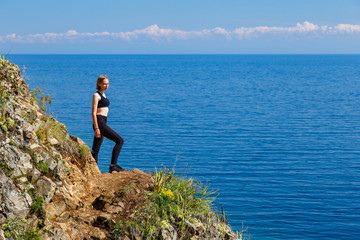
91;75;125;173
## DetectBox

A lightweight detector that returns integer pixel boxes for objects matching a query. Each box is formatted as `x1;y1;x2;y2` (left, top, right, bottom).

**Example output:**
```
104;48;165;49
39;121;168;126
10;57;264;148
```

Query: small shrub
49;118;67;140
37;161;49;174
31;196;44;214
1;217;42;240
0;161;11;171
79;144;90;159
22;109;37;124
6;117;15;131
9;139;15;146
160;188;175;200
111;167;218;239
30;86;52;116
24;226;42;240
1;124;7;132
0;85;7;107
28;189;46;220
36;128;46;142
154;167;167;192
0;117;16;133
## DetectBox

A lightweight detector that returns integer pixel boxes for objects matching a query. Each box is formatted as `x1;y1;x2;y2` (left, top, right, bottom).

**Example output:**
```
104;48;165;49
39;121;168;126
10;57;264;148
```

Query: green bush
30;86;52;116
24;226;42;240
28;189;46;220
49;118;67;140
111;167;217;239
1;217;42;240
0;117;16;133
37;161;49;174
22;110;37;124
79;144;90;159
0;161;11;171
5;117;15;131
1;124;7;132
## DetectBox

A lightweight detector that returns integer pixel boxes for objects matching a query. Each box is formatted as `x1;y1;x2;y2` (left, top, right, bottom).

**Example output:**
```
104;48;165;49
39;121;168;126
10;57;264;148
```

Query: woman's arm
92;93;101;138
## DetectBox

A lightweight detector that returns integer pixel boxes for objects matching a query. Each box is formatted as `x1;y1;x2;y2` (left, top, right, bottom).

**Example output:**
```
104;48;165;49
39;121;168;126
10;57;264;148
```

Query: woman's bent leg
100;124;124;165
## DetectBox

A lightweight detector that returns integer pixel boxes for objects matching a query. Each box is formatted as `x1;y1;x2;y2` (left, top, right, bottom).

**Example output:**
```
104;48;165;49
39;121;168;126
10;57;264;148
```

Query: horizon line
4;53;360;55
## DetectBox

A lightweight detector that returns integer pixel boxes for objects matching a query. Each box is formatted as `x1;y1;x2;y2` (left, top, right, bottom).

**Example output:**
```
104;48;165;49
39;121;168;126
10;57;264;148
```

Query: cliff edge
0;55;241;239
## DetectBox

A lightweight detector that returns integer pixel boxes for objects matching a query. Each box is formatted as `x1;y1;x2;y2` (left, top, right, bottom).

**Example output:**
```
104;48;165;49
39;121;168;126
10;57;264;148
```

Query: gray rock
30;143;41;150
14;115;24;128
58;211;70;222
0;229;6;239
33;119;42;132
19;177;28;183
22;121;34;133
7;162;16;171
43;226;72;240
49;137;60;146
43;153;57;171
0;145;19;163
0;214;6;225
14;129;24;144
15;153;33;177
36;176;56;203
160;222;178;240
70;135;86;145
24;191;33;207
0;145;32;177
0;178;30;219
105;202;125;214
23;130;36;141
184;218;196;235
0;131;7;147
30;168;41;183
26;215;39;230
4;102;14;117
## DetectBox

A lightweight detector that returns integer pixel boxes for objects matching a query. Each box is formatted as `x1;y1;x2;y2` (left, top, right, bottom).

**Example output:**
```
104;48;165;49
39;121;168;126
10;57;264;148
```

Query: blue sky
1;0;360;54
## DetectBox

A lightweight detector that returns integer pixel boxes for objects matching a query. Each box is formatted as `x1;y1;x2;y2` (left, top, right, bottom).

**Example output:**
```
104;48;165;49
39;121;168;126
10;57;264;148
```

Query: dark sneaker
109;164;126;173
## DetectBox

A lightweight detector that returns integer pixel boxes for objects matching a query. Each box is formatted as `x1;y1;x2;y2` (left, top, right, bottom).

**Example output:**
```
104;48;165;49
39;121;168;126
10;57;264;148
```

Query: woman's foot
109;164;126;173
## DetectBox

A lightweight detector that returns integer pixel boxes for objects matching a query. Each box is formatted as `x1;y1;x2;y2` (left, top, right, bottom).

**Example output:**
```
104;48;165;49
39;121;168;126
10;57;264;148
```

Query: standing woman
91;75;125;173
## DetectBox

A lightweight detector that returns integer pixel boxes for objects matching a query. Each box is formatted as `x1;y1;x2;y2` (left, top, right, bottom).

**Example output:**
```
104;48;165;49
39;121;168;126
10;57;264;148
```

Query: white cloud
291;21;320;32
233;21;321;39
333;24;360;33
132;24;191;40
1;22;360;44
4;33;23;42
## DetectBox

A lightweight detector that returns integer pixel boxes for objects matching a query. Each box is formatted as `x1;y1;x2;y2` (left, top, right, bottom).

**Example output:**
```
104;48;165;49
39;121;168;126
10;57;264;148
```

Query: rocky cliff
0;55;241;239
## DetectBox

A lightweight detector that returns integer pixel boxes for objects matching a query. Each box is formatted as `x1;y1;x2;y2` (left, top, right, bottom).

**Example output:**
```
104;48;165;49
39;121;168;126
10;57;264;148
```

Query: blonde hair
96;75;108;90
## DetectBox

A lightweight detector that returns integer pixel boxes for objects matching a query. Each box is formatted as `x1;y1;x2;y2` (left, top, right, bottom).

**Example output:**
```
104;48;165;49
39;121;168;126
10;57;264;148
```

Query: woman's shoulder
93;91;101;99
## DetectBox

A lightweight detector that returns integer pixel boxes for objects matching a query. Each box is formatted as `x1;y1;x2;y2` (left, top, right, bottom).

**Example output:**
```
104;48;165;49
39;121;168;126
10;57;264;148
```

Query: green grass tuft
1;217;42;240
111;167;218;239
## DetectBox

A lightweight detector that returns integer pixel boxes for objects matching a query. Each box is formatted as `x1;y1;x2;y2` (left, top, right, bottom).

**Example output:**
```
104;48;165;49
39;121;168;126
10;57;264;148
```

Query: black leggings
91;115;124;165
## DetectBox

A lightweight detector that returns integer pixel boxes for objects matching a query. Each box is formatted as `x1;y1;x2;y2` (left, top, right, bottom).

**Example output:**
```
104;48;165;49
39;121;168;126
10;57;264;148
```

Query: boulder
36;176;57;203
30;168;41;183
160;221;178;240
0;178;30;219
49;137;60;146
14;152;33;177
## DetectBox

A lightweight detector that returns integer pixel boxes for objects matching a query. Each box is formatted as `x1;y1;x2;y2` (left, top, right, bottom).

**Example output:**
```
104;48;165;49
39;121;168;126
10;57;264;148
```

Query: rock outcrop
0;56;240;239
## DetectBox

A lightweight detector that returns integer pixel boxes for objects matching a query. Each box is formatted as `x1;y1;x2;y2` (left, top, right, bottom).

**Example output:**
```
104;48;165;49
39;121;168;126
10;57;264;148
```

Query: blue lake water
8;54;360;239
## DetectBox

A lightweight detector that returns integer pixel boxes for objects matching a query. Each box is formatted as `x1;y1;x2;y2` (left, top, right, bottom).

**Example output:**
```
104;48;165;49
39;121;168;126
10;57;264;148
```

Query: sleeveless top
96;91;110;108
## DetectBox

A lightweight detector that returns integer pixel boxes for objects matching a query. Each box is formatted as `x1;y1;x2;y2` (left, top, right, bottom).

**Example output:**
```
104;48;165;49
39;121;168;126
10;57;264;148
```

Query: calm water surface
9;54;360;239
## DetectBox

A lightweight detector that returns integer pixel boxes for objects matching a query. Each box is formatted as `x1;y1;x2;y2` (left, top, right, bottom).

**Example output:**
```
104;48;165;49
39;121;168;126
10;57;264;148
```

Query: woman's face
100;79;109;91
